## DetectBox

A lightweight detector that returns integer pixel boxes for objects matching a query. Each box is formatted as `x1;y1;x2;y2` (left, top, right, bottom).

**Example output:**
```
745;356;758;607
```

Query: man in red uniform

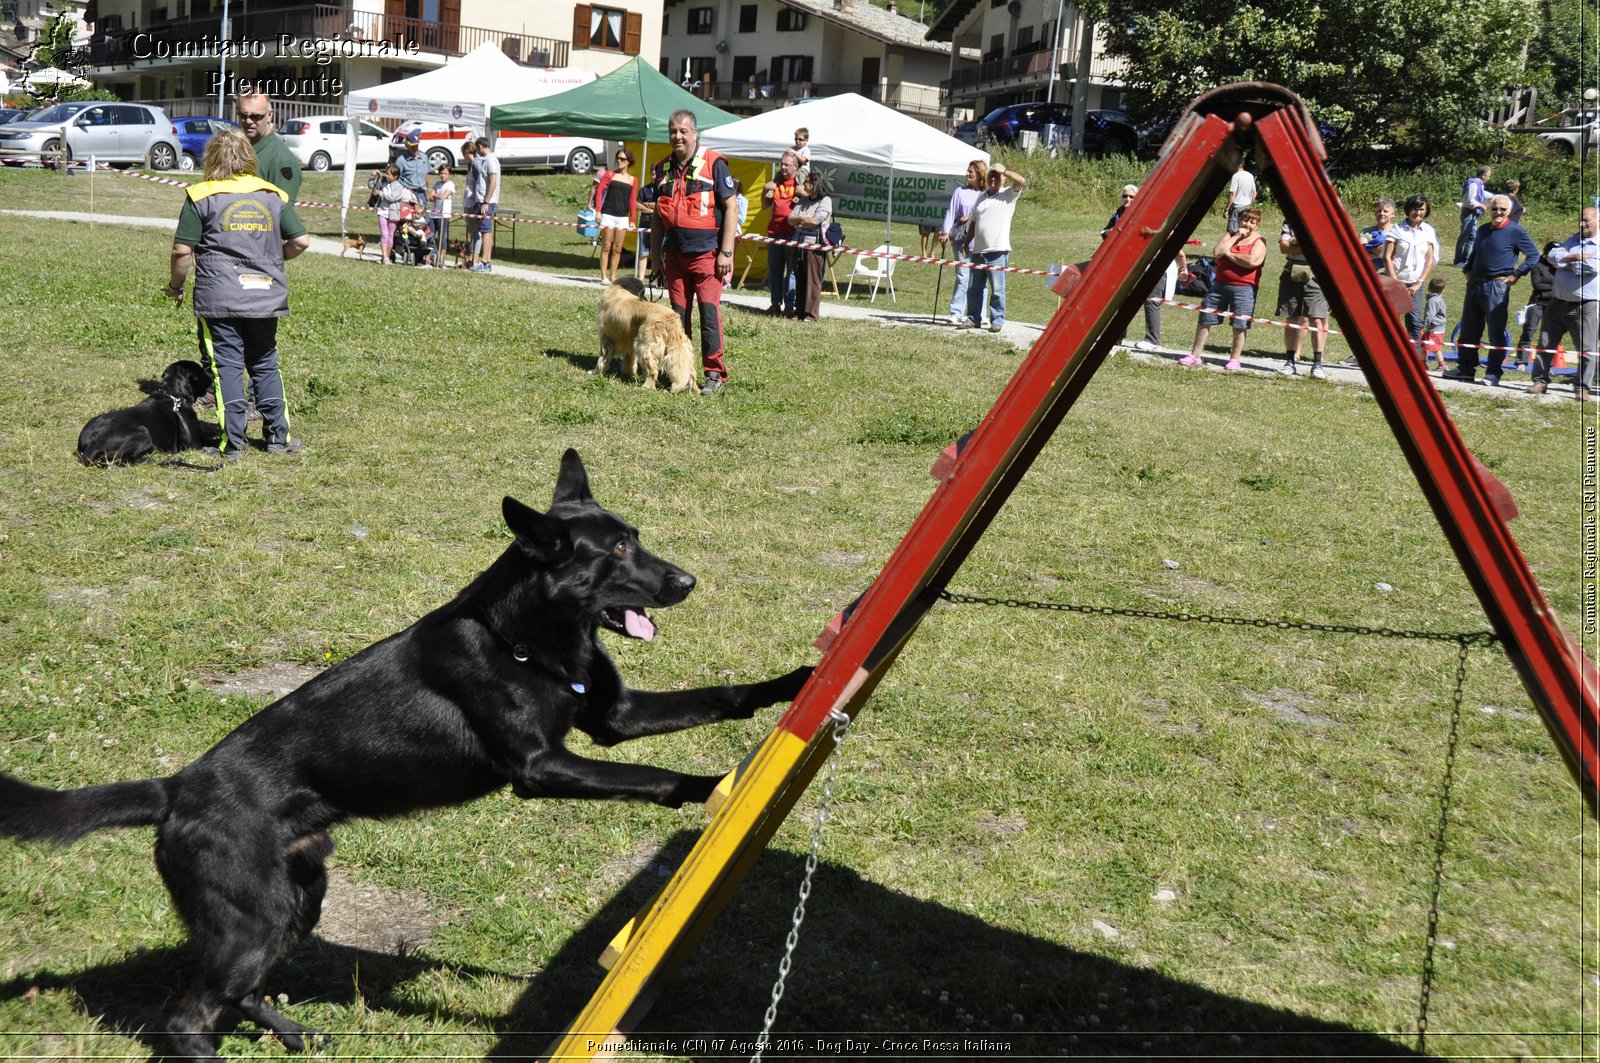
647;109;740;395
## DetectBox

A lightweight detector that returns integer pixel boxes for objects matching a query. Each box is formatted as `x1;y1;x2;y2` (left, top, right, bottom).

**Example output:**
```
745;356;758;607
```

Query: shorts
475;203;496;235
1198;283;1257;330
1276;265;1330;319
599;213;630;230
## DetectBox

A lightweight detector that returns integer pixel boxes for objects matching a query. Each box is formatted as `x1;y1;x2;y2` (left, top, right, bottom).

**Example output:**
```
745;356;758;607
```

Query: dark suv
974;103;1137;155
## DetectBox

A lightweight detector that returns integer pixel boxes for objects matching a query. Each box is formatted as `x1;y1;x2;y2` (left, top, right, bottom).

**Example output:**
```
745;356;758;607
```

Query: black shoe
1483;374;1501;387
266;437;304;455
701;372;725;396
201;446;247;463
1441;369;1476;382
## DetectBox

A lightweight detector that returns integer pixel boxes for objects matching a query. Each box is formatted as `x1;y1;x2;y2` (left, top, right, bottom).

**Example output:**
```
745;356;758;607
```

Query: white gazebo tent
697;93;988;242
338;43;594;229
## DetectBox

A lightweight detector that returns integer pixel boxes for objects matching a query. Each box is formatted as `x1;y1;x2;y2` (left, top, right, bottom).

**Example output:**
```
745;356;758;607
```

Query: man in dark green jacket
235;88;302;203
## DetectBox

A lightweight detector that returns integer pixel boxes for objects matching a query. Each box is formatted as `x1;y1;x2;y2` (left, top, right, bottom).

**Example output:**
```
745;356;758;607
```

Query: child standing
1421;277;1448;370
792;127;811;182
429;165;455;267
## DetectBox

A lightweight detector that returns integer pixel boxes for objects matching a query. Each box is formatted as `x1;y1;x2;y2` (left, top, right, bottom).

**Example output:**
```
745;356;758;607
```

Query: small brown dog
448;239;469;270
340;233;367;259
598;278;699;394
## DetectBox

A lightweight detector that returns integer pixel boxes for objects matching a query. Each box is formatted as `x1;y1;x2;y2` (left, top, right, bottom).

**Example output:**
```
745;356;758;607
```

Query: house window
687;7;713;33
987;34;1003;60
772;54;812;82
589;5;625;50
732;54;757;84
738;4;757;32
661;12;667;34
1015;25;1034;51
776;9;808;31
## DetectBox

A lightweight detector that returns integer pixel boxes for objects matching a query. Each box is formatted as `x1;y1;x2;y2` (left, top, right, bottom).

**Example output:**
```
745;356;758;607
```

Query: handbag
948;217;972;251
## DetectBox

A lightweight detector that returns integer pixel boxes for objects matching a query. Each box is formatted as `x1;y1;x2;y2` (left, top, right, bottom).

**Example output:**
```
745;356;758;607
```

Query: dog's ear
503;496;570;563
552;448;594;506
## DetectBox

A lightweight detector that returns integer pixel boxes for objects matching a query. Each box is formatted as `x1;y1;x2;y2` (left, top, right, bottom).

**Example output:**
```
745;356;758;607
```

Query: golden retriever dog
597;278;700;394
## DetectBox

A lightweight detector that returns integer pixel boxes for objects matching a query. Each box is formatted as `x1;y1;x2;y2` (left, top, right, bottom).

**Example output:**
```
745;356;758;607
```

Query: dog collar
481;610;588;694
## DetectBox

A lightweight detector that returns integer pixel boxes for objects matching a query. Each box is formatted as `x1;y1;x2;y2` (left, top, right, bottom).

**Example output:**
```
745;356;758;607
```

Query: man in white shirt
1227;162;1256;235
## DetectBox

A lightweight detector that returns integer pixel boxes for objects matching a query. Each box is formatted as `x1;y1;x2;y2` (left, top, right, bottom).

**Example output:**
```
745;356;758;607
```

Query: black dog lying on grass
0;449;811;1062
76;359;221;466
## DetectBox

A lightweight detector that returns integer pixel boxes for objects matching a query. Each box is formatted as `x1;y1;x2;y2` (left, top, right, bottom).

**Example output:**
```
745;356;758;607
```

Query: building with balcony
924;0;1124;120
660;0;976;124
80;0;659;116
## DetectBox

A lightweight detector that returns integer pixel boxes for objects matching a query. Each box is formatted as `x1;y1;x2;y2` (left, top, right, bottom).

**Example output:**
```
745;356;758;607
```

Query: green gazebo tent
488;56;736;143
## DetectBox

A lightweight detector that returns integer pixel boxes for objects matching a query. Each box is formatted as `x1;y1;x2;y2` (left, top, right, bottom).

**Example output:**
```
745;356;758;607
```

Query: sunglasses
1121;194;1135;200
1490;207;1510;214
236;111;269;122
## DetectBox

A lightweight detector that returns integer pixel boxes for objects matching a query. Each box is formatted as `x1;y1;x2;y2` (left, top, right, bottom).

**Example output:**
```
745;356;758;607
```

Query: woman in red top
1183;208;1267;372
593;148;638;284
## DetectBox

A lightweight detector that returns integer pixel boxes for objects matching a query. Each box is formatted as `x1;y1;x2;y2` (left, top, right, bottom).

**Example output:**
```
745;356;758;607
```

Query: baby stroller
396;204;434;267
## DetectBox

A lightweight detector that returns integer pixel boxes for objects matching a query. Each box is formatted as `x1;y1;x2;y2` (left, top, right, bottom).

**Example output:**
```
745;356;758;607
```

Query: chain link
752;708;853;1063
1416;637;1471;1052
937;589;1501;646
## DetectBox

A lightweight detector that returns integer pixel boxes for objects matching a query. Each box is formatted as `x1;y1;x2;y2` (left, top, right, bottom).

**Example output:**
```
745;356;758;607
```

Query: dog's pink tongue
624;609;656;641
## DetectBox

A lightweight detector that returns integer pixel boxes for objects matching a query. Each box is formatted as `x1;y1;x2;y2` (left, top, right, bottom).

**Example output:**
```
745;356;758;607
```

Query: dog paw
664;774;722;809
764;664;815;705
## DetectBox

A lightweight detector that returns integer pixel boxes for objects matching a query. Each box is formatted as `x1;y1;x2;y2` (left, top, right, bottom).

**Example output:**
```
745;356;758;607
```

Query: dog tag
512;645;529;663
571;681;587;695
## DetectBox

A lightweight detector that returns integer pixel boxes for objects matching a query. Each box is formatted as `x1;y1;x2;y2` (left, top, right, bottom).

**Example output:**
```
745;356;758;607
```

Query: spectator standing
1183;207;1267;371
1103;184;1185;351
374;164;416;266
394;131;429;200
460;138;481;266
428;164;454;266
958;162;1026;334
1360;197;1397;272
1514;241;1557;368
1531;206;1599;400
645;109;740;395
1446;194;1539;385
1275;223;1330;378
939;160;988;325
1385;194;1441;356
761;151;800;315
467;137;501;273
1421;277;1449;369
1102;184;1137;238
234;88;301;203
593;147;638;284
1504;179;1526;224
1226;161;1256;234
788;170;833;322
1453;165;1491;267
163;127;309;461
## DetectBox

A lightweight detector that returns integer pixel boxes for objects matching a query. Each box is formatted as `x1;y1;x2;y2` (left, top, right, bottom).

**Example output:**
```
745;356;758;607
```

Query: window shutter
624;11;642;55
572;3;590;49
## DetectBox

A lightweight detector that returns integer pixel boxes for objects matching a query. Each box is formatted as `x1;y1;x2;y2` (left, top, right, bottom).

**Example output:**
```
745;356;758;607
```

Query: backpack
824;219;844;249
365;170;382;209
1179;255;1213;295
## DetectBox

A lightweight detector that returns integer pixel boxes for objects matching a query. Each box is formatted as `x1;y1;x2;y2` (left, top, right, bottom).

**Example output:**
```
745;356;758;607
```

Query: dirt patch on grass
203;661;323;700
315;867;452;955
1240;687;1337;728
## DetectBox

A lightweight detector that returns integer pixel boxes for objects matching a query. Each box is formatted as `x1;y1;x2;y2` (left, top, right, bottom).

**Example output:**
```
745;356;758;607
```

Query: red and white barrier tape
43;162;1600;360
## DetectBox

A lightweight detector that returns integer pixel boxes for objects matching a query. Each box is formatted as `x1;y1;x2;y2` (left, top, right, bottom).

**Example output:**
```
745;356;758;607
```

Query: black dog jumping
77;359;222;465
0;450;811;1061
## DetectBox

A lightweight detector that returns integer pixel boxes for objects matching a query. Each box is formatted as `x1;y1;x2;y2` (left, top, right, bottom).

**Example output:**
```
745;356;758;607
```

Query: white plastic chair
845;244;901;303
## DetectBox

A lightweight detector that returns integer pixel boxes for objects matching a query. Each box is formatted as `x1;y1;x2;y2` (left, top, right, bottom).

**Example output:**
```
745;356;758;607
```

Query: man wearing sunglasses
1446;194;1538;385
235;89;301;203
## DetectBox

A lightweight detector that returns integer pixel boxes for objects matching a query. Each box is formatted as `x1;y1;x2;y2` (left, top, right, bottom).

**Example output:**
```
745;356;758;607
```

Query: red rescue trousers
664;246;727;379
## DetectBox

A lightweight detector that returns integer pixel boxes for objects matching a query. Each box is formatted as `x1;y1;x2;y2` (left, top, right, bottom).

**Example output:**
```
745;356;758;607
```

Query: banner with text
820;165;961;227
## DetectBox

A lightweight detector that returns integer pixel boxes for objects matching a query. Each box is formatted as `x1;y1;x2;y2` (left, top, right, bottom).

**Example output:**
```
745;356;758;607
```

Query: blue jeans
966;250;1008;326
768;244;795;312
1456;277;1512;376
1454;209;1480;266
948;249;972;317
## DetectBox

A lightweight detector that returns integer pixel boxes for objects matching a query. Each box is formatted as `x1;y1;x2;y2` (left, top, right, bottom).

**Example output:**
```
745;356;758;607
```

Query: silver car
0;101;181;169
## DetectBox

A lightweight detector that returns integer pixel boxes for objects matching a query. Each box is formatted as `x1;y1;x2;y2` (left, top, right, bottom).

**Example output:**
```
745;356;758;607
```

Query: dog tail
0;772;169;844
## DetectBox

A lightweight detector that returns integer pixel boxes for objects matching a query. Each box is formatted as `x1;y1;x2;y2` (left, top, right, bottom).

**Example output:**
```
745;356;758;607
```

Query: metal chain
751;708;853;1063
1416;637;1471;1053
937;589;1501;646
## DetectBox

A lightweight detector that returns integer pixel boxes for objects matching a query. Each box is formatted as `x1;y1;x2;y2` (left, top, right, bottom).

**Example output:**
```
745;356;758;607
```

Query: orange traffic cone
1554;343;1568;369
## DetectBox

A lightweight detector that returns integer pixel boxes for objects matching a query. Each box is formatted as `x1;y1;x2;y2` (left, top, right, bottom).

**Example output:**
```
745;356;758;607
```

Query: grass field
0;161;1594;1061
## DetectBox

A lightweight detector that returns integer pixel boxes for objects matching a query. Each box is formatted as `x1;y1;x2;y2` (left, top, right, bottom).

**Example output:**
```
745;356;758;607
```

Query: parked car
173;116;238;171
0;101;180;168
390;119;603;174
974;103;1137;156
1137;113;1344;157
953;120;981;146
0;108;26;125
1536;110;1598;155
278;115;392;171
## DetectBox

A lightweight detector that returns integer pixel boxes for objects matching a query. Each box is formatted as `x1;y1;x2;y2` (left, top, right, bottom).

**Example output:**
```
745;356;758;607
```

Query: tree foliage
29;13;80;70
1094;0;1538;154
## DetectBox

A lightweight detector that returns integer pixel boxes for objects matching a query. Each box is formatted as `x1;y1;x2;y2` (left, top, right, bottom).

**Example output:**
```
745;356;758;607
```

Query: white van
390;120;602;174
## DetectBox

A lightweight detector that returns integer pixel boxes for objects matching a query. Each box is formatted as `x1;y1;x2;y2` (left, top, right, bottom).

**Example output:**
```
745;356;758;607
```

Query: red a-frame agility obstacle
542;84;1598;1059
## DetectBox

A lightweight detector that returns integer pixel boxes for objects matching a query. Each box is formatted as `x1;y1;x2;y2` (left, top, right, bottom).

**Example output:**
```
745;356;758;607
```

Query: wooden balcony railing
940;47;1125;100
88;4;567;71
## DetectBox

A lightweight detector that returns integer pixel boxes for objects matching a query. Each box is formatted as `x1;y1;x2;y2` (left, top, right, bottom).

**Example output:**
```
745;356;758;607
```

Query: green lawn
0;163;1593;1061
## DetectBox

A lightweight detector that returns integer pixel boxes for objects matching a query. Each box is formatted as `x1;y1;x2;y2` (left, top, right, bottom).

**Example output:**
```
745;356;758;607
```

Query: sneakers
469;262;493;273
266;437;304;455
1277;360;1299;376
1528;382;1548;395
194;391;216;410
701;371;725;396
1178;354;1201;366
948;312;965;325
1224;358;1242;372
956;319;978;330
987;323;1003;333
201;446;247;463
1309;365;1328;380
1483;374;1500;387
245;402;262;423
1133;340;1161;352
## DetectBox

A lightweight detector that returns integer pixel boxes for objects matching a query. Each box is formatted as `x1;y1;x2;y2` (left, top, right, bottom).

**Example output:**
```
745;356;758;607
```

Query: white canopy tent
338;43;594;228
697;93;988;241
